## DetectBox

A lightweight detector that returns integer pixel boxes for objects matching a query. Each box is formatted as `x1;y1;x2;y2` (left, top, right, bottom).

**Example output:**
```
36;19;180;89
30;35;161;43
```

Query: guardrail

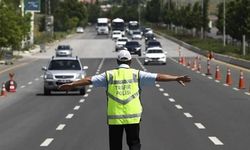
156;31;250;69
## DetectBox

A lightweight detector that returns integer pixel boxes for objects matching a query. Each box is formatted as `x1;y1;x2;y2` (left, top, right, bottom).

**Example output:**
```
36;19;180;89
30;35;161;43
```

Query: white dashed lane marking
168;98;175;102
40;138;54;147
175;105;183;110
56;124;66;131
74;106;80;110
184;112;193;118
84;94;89;97
66;114;74;119
79;99;85;103
155;84;160;87
194;123;206;129
163;93;169;97
159;88;164;92
208;136;224;145
20;85;26;88
28;82;32;85
87;89;91;92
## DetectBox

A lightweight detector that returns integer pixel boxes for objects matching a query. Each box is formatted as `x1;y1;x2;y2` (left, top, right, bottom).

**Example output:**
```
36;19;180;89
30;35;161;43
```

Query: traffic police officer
58;50;191;150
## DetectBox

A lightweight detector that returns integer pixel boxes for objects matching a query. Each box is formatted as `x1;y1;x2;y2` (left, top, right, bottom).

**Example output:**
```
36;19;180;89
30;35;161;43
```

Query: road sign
24;0;41;12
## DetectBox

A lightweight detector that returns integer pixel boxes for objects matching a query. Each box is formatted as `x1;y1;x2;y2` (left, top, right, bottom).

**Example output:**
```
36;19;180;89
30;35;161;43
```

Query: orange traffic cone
9;80;16;92
238;70;245;89
1;83;7;96
215;65;221;81
225;68;232;85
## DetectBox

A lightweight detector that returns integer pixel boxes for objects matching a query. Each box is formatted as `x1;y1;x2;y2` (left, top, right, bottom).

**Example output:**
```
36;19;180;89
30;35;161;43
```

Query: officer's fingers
178;80;186;86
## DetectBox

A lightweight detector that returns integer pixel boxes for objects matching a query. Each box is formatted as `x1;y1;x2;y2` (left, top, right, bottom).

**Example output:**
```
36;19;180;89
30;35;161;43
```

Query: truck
97;18;109;35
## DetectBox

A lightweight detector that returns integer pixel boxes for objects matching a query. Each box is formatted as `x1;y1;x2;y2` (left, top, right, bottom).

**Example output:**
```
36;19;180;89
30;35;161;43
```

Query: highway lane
0;26;249;150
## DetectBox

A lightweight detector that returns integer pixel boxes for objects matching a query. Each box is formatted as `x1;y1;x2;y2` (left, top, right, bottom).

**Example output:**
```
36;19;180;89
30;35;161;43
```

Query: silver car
42;56;88;95
55;45;73;57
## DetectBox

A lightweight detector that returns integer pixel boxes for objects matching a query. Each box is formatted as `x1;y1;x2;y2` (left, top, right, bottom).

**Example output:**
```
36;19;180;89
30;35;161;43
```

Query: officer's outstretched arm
58;76;92;90
156;74;191;86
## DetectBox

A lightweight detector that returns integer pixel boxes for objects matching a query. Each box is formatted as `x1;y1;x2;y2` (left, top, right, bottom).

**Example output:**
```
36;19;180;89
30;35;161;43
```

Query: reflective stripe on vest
106;68;142;125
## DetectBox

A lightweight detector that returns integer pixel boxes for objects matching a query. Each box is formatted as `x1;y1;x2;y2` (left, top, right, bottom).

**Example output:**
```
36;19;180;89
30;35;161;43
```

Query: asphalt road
0;26;249;150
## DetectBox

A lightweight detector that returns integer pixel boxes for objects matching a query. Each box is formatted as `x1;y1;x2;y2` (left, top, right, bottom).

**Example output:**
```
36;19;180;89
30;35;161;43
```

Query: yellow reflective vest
106;68;142;125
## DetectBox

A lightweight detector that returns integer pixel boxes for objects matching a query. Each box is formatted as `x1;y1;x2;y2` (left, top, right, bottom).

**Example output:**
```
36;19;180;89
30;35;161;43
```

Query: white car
132;30;142;40
112;30;122;40
115;37;129;51
76;27;84;33
144;47;167;65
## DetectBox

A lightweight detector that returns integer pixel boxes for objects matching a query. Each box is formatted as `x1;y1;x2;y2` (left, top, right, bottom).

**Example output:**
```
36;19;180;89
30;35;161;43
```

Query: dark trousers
109;124;141;150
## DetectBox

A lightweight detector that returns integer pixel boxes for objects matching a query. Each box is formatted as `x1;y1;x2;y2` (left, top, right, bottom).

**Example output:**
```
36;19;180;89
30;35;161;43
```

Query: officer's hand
58;83;74;91
176;75;191;86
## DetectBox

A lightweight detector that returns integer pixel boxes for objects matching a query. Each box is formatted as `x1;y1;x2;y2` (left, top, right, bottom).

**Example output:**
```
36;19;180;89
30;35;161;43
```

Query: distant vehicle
42;56;88;95
112;30;122;40
55;45;73;57
112;18;125;36
144;32;156;43
124;41;141;56
144;47;167;65
115;37;129;51
128;21;139;35
145;40;162;51
143;28;153;36
76;27;84;33
97;18;109;35
132;30;142;40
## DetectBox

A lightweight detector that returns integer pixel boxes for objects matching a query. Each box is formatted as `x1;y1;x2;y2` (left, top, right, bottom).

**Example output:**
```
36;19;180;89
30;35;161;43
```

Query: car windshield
148;41;161;47
126;42;139;46
133;31;141;34
48;60;81;70
57;45;71;50
147;49;163;53
118;39;127;42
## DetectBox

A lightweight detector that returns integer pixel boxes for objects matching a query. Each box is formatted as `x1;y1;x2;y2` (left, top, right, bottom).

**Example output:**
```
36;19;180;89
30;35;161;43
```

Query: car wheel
138;52;141;56
79;87;86;95
44;87;51;95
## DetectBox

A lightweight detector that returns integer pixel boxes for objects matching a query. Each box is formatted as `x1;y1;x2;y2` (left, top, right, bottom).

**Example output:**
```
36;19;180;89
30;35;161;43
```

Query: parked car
124;41;141;56
76;27;84;33
132;30;142;40
145;40;162;51
144;47;167;65
55;45;73;57
112;30;122;40
115;37;129;51
42;56;88;95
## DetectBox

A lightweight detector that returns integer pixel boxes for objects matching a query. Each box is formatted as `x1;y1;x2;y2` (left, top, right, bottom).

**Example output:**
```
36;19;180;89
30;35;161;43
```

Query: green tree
0;2;30;51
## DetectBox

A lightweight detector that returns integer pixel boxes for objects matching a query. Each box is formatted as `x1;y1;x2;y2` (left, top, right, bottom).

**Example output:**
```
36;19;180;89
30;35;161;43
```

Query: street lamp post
201;0;204;39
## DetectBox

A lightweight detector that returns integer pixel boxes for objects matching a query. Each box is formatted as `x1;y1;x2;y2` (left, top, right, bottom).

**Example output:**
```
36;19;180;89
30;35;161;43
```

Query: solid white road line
79;99;85;103
194;123;206;129
168;98;175;102
175;105;183;109
66;114;74;119
74;106;80;110
56;124;66;130
184;112;193;118
40;138;54;147
208;136;224;145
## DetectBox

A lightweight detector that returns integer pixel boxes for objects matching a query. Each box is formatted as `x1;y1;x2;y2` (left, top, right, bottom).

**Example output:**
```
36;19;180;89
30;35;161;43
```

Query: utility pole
223;0;226;46
201;0;204;39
